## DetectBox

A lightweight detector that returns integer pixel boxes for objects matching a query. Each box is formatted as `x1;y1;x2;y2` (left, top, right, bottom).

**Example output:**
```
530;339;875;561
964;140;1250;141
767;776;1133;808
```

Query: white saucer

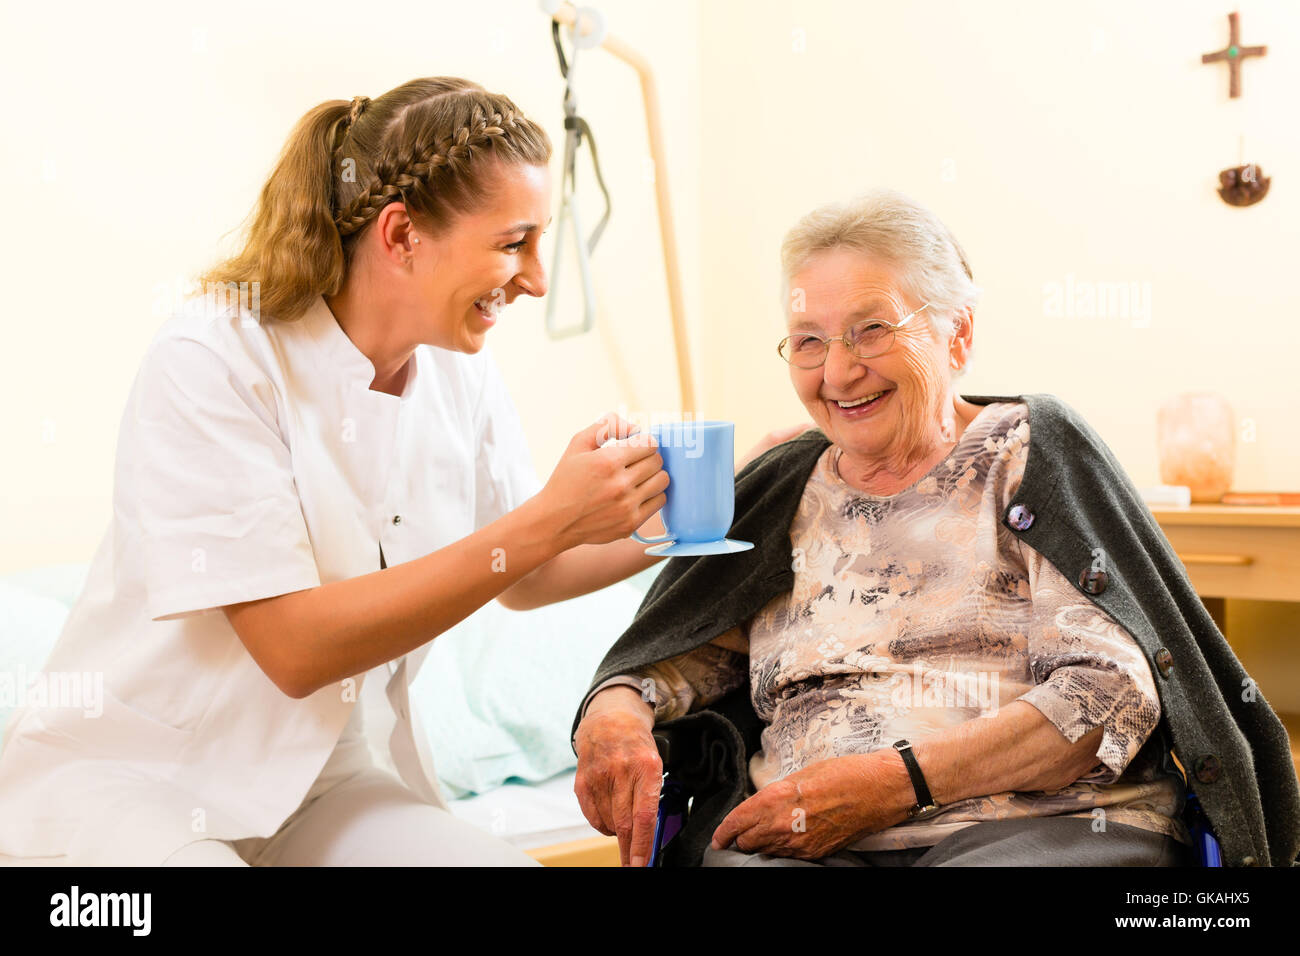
644;538;755;557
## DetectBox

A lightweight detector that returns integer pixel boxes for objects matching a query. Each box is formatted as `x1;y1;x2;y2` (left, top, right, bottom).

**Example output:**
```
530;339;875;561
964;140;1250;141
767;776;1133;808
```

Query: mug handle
631;528;676;545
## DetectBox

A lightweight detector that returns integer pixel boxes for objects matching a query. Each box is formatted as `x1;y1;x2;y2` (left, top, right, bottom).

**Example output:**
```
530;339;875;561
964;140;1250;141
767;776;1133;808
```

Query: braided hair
196;77;552;323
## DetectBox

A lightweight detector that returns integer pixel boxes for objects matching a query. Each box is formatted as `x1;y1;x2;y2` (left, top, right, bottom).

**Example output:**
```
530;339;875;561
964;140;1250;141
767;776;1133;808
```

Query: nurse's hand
541;415;669;549
573;686;662;867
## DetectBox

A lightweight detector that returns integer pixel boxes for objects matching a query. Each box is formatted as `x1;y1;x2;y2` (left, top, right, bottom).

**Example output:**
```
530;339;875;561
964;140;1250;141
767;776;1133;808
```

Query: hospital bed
0;561;647;867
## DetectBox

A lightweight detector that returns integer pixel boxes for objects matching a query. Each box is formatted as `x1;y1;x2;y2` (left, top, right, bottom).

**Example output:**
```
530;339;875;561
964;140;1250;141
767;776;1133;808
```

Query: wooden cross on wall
1202;11;1267;98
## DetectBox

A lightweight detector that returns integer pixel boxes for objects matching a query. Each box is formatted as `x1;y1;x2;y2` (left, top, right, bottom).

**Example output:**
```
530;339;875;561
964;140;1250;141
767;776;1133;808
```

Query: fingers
627;768;662;868
711;797;759;851
573;770;614;837
592;413;642;448
603;435;661;469
610;760;662;867
611;771;635;864
573;415;639;455
592;413;664;464
635;494;670;534
626;448;668;489
573;725;617;837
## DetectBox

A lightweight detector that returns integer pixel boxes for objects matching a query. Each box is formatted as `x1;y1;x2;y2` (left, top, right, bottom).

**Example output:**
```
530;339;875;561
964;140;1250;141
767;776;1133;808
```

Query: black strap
893;739;936;810
551;19;569;76
379;543;387;570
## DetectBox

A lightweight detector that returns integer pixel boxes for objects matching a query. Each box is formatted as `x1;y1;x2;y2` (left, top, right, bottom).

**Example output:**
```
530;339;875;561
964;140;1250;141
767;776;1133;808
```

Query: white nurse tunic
0;293;542;864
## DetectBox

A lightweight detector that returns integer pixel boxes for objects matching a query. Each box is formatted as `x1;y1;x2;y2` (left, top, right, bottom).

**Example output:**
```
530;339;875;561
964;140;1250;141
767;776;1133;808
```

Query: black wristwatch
892;739;943;820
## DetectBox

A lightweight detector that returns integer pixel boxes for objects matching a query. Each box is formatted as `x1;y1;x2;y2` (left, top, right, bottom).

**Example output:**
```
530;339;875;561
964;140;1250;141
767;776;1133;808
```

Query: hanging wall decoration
1201;10;1267;98
1201;12;1270;207
1217;163;1270;206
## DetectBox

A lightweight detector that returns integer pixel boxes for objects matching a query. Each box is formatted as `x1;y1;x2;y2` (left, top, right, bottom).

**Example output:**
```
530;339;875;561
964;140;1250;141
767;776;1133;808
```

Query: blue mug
632;420;736;545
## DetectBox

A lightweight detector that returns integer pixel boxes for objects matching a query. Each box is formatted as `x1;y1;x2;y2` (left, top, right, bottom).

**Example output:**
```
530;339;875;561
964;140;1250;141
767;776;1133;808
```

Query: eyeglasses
777;302;933;369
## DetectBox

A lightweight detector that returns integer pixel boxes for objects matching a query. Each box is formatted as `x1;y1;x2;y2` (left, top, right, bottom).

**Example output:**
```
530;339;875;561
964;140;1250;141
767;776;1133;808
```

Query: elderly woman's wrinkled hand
710;753;908;859
573;686;663;867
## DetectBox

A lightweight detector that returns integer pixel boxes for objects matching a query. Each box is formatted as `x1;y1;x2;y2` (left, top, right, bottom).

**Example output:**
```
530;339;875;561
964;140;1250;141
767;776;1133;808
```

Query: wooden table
1148;504;1300;772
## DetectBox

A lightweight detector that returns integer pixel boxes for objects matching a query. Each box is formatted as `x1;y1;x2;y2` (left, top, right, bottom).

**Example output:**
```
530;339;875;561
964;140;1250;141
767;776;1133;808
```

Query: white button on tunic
0;294;541;864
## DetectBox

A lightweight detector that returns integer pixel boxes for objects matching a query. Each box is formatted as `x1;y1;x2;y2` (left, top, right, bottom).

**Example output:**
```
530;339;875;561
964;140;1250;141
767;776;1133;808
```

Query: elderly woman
570;190;1299;868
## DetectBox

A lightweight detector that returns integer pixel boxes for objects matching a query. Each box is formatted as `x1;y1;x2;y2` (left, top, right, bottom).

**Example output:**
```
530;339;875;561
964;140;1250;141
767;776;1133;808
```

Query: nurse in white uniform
0;77;790;867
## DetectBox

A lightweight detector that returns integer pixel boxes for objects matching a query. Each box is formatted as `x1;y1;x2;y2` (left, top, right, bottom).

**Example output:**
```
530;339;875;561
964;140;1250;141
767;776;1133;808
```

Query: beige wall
697;0;1298;485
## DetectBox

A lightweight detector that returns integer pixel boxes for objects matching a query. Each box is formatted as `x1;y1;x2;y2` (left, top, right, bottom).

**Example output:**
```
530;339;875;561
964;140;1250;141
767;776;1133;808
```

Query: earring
412;237;421;244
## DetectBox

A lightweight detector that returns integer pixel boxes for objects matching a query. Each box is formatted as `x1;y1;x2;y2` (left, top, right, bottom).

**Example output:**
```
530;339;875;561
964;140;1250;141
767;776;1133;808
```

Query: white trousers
161;765;541;867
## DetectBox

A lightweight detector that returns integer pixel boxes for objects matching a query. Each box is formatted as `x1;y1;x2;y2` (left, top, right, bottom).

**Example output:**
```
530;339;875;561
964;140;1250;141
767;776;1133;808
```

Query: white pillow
2;564;89;609
412;575;657;798
0;581;72;747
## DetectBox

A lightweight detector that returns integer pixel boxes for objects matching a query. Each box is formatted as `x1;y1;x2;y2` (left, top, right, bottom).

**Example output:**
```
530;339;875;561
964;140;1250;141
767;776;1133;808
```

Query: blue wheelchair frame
648;730;1224;867
1182;790;1224;866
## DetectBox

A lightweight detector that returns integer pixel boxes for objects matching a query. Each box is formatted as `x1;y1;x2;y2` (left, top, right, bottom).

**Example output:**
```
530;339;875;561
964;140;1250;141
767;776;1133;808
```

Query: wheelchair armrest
645;709;753;866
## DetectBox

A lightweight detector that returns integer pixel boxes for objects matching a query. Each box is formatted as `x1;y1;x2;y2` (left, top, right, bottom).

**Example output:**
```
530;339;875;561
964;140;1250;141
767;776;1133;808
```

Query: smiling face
786;247;963;480
414;159;552;353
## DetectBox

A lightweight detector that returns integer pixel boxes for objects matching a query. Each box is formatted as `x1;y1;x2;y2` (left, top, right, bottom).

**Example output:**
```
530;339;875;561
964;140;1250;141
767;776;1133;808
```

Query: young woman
0;76;798;867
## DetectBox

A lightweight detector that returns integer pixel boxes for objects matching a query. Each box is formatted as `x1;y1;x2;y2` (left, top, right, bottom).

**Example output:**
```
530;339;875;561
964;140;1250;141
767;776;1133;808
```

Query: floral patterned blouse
583;402;1189;851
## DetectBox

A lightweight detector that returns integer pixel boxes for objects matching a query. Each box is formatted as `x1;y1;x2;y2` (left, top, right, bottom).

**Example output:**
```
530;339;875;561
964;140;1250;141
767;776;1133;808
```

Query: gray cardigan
571;393;1300;867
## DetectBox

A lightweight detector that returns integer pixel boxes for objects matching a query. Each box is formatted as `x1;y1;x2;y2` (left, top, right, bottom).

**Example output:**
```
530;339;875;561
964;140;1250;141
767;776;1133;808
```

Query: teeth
837;391;884;408
475;297;499;315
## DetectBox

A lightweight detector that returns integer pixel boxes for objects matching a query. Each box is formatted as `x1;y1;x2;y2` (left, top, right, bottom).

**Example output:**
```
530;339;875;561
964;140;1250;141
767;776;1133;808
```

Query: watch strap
892;739;939;817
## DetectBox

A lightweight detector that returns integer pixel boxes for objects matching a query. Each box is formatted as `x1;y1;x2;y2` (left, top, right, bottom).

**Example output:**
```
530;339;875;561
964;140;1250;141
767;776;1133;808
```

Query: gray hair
779;189;981;374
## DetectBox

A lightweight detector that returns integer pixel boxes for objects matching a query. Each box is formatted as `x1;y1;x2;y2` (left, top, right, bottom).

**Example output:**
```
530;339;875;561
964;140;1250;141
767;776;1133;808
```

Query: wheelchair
648;724;1224;867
